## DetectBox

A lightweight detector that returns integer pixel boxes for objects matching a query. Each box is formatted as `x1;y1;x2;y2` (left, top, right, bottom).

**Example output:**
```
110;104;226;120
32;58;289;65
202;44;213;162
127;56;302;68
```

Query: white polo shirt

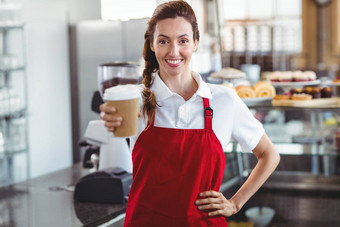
130;71;264;152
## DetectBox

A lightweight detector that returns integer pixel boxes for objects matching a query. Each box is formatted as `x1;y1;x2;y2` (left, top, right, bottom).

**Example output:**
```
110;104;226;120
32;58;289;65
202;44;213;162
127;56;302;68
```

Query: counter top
0;163;126;227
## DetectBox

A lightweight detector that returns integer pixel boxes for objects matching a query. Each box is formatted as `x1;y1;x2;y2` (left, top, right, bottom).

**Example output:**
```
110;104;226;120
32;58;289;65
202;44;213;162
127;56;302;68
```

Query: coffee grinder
82;62;140;173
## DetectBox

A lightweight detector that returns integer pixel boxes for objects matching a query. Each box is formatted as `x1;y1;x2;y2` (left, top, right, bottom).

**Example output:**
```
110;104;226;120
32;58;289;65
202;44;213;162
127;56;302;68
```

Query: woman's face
151;17;198;77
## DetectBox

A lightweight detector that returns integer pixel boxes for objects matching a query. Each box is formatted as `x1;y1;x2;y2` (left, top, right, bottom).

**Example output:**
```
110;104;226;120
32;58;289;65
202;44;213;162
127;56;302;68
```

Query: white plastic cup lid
103;84;140;101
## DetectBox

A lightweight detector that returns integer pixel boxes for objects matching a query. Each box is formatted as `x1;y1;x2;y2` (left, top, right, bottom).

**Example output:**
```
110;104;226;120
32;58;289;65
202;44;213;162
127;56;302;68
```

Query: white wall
10;0;101;179
18;0;72;177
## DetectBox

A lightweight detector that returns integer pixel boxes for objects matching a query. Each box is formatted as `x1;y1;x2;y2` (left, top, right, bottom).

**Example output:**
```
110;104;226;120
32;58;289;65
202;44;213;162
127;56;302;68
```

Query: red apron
124;98;227;227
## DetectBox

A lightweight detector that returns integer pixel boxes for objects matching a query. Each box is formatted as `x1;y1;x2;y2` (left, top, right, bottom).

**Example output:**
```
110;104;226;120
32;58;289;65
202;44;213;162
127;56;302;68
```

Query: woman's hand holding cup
101;85;140;137
99;103;123;132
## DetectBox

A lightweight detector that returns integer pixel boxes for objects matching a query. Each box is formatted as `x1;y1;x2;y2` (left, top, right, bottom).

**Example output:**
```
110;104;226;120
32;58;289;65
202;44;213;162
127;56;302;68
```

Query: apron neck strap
148;98;213;130
203;98;213;130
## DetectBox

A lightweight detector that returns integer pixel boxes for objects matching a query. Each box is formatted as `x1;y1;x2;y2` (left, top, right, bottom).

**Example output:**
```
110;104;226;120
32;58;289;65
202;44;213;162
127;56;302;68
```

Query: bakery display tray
272;97;340;108
242;97;273;107
270;79;321;86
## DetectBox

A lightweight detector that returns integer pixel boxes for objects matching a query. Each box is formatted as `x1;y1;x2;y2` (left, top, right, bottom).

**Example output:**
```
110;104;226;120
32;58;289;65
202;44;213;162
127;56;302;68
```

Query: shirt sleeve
230;92;264;152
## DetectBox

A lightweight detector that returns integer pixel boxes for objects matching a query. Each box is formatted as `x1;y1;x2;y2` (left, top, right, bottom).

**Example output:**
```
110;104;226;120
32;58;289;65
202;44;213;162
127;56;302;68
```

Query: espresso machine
74;62;140;204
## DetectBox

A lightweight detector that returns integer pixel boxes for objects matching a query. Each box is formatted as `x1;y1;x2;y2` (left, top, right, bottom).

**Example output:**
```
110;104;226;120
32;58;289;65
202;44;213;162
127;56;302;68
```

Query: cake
279;71;292;82
289;88;303;95
269;70;317;82
321;87;333;98
273;94;290;100
269;71;281;82
304;71;317;81
291;93;312;101
302;86;321;99
210;67;246;80
293;70;309;82
309;87;321;99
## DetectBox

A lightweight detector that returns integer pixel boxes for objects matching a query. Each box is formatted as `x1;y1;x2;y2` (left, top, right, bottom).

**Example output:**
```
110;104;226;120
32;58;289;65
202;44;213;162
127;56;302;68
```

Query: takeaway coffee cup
103;85;140;137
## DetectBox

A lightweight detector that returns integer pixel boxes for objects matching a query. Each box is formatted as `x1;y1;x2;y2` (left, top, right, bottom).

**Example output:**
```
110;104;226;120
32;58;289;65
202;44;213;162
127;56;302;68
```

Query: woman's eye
159;40;168;44
180;39;189;44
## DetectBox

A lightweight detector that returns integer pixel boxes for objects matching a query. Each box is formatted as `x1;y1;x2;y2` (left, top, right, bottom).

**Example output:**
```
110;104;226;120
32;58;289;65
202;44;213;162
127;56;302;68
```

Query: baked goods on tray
235;81;276;99
291;93;312;101
269;70;317;82
273;94;290;100
210;67;246;80
236;85;256;98
253;81;276;98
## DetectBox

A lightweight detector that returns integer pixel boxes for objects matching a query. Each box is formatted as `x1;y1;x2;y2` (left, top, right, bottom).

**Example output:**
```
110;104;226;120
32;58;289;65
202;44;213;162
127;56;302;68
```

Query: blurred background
1;0;340;226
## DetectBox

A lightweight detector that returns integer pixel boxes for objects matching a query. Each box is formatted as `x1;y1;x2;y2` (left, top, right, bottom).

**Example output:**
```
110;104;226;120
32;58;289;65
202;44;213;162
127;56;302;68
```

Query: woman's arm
195;133;280;217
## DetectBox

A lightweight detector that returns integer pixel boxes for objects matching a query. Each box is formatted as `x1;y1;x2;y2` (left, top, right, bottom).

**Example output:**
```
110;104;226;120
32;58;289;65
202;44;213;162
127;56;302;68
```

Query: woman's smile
166;59;183;67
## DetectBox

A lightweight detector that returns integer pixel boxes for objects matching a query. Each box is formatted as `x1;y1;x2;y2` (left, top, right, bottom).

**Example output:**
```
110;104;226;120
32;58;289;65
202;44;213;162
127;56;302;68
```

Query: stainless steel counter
0;163;126;227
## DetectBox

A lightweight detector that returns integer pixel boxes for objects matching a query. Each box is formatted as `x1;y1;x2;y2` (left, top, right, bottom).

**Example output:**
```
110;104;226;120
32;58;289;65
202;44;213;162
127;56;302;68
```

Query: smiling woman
99;1;279;226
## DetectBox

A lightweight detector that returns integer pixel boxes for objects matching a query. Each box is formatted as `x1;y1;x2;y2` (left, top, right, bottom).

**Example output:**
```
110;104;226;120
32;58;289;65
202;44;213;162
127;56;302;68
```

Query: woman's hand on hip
99;103;123;132
195;191;238;217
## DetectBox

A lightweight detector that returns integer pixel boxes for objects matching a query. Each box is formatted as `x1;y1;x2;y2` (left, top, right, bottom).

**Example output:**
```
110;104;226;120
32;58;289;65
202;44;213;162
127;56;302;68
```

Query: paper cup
103;85;140;137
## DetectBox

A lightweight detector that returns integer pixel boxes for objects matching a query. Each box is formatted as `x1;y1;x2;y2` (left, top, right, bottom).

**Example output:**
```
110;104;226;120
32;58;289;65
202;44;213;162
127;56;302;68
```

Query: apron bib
124;98;227;227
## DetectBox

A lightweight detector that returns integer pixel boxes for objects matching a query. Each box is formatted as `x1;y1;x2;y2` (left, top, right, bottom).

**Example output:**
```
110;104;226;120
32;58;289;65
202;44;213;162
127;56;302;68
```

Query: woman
100;1;280;226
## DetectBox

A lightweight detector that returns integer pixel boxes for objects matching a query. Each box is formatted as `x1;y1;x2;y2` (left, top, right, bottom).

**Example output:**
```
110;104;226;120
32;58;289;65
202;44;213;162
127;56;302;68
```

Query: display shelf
0;66;25;73
0;108;27;121
241;99;340;110
0;149;28;159
320;80;340;86
0;11;29;187
270;79;321;87
0;24;24;31
241;97;273;107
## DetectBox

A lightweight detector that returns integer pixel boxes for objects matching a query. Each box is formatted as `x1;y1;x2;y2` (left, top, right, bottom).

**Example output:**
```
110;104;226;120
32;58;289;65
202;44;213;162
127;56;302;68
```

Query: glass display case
0;18;29;186
220;93;340;225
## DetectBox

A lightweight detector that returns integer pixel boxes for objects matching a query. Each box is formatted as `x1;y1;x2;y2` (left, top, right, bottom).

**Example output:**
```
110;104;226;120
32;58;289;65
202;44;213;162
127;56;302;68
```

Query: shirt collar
192;71;213;99
151;71;213;101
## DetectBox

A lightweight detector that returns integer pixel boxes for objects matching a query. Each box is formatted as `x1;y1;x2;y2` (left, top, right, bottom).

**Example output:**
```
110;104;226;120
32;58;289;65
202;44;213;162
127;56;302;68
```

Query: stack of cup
103;85;140;138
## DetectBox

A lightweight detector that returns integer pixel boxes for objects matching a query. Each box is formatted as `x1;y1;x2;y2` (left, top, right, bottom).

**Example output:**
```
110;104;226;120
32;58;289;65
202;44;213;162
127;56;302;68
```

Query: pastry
279;71;292;82
269;70;317;82
293;70;309;82
210;67;246;79
310;88;321;99
290;88;302;95
302;86;313;94
269;71;281;82
235;85;256;99
291;93;312;101
273;94;290;100
253;81;276;98
304;71;317;81
302;86;321;99
321;87;332;98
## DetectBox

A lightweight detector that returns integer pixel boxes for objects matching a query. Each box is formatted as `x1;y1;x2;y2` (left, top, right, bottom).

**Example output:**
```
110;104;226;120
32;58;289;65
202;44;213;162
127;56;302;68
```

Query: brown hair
142;0;200;125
